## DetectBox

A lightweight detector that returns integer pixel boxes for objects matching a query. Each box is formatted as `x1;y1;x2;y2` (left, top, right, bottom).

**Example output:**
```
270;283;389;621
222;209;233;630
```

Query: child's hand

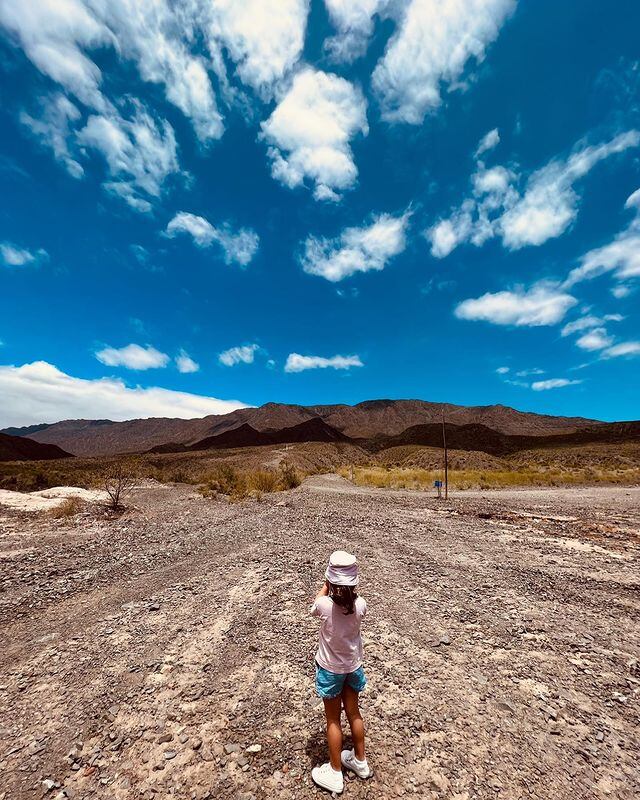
317;580;329;598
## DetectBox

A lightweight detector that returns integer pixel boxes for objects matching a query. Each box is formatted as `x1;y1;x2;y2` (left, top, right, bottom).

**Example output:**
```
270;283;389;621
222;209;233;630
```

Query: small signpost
441;411;449;500
434;479;443;498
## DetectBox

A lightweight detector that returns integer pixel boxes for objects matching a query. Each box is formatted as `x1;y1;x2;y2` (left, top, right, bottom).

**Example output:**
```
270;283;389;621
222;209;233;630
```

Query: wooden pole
442;411;448;500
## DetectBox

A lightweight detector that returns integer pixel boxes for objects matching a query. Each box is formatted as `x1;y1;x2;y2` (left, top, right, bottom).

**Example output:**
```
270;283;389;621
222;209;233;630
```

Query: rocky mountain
0;432;72;462
3;399;602;457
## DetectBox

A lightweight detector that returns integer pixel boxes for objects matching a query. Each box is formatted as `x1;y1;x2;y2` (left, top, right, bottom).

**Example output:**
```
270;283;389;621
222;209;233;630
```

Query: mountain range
1;399;612;459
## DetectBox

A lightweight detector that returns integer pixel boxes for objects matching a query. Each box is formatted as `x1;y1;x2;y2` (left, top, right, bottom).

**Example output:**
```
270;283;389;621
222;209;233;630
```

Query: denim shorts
315;662;367;699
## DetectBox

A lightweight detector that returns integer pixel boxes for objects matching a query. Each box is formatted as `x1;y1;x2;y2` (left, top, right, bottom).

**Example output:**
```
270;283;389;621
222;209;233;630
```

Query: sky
0;0;639;427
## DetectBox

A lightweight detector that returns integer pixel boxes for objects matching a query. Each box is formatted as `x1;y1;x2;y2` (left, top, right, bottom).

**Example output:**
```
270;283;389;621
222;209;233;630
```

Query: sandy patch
0;486;109;512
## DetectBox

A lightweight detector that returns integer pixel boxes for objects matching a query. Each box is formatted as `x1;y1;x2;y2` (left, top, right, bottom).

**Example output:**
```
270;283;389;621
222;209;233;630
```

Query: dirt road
1;478;639;799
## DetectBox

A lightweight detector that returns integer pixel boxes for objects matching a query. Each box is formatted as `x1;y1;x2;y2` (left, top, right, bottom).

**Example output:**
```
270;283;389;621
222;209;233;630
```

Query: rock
245;744;262;754
42;779;58;791
163;750;177;760
595;731;605;742
224;743;241;755
157;733;173;744
191;738;203;751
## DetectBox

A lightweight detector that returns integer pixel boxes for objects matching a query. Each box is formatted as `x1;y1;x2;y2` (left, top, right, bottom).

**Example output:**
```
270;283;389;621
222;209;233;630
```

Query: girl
310;550;372;794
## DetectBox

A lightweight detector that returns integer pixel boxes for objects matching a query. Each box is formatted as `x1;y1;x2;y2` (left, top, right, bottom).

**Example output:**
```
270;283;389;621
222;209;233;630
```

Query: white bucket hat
325;550;359;586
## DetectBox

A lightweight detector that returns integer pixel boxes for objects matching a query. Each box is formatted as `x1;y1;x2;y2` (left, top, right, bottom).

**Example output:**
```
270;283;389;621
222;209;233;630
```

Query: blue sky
0;0;639;427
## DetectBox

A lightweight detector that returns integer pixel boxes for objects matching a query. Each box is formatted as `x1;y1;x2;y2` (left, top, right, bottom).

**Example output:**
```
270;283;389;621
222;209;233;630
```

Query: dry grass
198;462;302;501
339;465;640;491
48;496;83;519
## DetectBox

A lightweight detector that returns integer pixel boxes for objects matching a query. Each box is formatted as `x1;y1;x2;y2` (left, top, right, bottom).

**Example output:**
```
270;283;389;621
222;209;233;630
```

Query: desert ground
0;477;639;800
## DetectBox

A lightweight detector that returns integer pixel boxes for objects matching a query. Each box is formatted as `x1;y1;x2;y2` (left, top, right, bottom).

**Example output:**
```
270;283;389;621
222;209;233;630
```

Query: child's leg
341;684;365;761
322;695;343;771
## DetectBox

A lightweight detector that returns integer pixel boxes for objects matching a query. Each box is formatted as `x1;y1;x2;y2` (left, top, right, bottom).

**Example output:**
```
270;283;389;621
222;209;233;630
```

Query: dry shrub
49;496;83;518
278;461;301;489
200;464;247;500
248;469;279;493
104;460;137;510
199;462;302;500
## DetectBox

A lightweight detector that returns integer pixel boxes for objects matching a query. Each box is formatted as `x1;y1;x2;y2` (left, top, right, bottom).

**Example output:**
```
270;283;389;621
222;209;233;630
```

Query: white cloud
427;204;473;258
175;349;199;373
166;212;259;266
575;327;614;351
428;131;640;257
0;361;249;427
322;0;389;62
0;0;111;109
501;131;640;249
475;128;500;158
0;0;223;142
531;378;582;391
564;206;640;288
206;0;309;98
561;313;623;337
515;367;544;377
611;284;632;299
455;284;577;327
1;242;48;267
261;68;368;201
301;211;409;282
600;341;640;359
95;343;169;370
77;104;179;211
372;0;515;124
284;353;363;372
218;344;259;367
495;366;509;374
90;0;223;142
20;94;84;178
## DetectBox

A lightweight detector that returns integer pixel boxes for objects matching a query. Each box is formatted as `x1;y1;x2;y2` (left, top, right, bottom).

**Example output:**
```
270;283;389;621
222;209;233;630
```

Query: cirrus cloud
531;378;582;391
284;353;363;372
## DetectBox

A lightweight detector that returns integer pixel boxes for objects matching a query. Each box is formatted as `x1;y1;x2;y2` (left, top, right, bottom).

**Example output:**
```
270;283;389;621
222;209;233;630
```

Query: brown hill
312;399;597;437
3;399;601;457
189;418;350;451
378;421;640;457
0;432;72;462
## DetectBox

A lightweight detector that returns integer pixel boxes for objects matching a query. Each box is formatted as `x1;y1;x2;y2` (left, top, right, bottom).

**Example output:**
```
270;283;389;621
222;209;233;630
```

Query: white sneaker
311;762;344;794
341;749;372;779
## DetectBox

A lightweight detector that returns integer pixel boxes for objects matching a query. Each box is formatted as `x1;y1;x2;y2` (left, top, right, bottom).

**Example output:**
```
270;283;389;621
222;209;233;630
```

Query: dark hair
328;582;357;615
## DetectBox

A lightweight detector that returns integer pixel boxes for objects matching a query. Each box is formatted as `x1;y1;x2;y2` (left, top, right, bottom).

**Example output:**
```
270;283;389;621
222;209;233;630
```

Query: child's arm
315;580;329;600
310;580;329;616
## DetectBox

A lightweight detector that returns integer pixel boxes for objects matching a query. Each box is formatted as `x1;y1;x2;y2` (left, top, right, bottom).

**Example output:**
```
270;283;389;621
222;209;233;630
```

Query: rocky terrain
0;479;638;799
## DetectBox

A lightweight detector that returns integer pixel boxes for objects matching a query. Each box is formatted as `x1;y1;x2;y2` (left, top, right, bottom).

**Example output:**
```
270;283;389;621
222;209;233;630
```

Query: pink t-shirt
311;595;366;674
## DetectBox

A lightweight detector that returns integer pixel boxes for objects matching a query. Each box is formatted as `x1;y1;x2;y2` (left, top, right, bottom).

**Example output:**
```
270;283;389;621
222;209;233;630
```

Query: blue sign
434;480;442;488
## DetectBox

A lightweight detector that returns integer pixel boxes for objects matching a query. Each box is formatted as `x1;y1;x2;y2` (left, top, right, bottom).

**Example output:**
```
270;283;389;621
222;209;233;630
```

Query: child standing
310;550;372;794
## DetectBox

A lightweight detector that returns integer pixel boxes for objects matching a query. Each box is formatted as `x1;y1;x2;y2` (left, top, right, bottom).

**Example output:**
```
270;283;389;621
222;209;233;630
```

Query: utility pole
442;410;449;500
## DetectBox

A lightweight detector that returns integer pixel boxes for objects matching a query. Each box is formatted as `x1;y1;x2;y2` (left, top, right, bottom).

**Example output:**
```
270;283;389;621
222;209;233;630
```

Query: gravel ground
0;477;638;800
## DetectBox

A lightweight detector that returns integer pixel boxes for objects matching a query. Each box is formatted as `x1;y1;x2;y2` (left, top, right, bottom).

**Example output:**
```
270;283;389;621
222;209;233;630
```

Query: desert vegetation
338;463;640;490
198;461;302;500
1;440;638;501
